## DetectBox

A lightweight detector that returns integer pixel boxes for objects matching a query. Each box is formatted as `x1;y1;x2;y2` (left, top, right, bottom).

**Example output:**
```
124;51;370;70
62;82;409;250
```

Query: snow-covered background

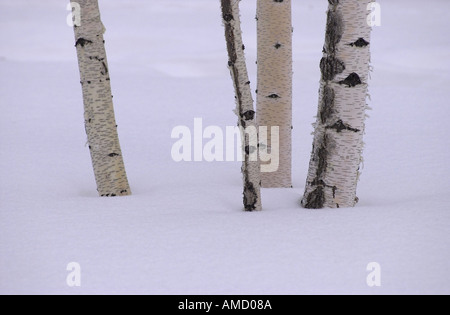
1;0;449;295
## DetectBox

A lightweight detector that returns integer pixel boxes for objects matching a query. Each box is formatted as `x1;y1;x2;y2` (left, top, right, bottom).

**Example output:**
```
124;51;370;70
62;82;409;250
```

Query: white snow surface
0;0;449;295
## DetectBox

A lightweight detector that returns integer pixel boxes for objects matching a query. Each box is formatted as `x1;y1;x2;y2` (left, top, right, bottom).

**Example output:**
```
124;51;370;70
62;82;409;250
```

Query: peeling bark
302;0;373;209
256;0;293;188
221;0;262;211
72;0;131;197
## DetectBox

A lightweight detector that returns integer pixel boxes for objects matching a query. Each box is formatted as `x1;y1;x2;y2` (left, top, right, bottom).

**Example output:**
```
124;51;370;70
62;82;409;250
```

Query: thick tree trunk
256;0;293;188
221;0;262;211
72;0;131;197
302;0;373;209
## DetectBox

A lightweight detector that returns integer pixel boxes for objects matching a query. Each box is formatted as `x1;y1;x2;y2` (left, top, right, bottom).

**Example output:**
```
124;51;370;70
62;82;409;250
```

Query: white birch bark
302;0;373;208
221;0;262;211
256;0;293;188
72;0;131;197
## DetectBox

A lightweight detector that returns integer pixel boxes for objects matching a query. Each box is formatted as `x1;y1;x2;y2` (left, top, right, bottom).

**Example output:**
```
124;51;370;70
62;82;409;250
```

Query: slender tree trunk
302;0;373;209
256;0;293;188
221;0;262;211
72;0;131;197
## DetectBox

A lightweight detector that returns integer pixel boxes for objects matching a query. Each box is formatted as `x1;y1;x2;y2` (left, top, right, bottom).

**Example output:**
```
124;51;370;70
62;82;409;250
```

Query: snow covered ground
0;0;449;295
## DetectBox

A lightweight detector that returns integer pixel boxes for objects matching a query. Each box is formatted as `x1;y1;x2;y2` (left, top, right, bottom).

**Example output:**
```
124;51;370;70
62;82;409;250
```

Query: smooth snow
0;0;449;295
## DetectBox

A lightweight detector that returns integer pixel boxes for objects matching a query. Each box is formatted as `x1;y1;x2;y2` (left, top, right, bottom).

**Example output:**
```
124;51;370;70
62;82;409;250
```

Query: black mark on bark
326;120;360;133
89;56;104;61
324;8;343;54
304;186;325;209
101;62;108;75
339;73;362;87
245;145;257;155
304;134;333;209
243;180;258;211
316;134;329;179
240;119;247;129
320;56;345;81
101;193;117;197
75;38;93;48
332;186;337;198
223;13;234;22
320;85;335;124
348;38;370;47
241;110;255;121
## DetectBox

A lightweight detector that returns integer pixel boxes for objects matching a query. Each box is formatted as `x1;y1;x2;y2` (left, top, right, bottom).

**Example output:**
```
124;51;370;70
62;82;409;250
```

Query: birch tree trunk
256;0;293;188
72;0;131;197
221;0;262;211
301;0;373;209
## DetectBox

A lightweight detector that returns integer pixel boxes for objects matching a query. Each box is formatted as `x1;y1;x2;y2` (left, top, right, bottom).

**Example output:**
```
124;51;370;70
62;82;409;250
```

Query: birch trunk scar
302;0;373;209
221;0;262;211
256;0;293;188
72;0;131;197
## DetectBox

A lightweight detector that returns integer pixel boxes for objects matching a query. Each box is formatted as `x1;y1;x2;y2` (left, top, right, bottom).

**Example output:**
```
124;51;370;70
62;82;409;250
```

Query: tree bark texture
221;0;262;211
302;0;373;209
256;0;293;188
72;0;131;197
